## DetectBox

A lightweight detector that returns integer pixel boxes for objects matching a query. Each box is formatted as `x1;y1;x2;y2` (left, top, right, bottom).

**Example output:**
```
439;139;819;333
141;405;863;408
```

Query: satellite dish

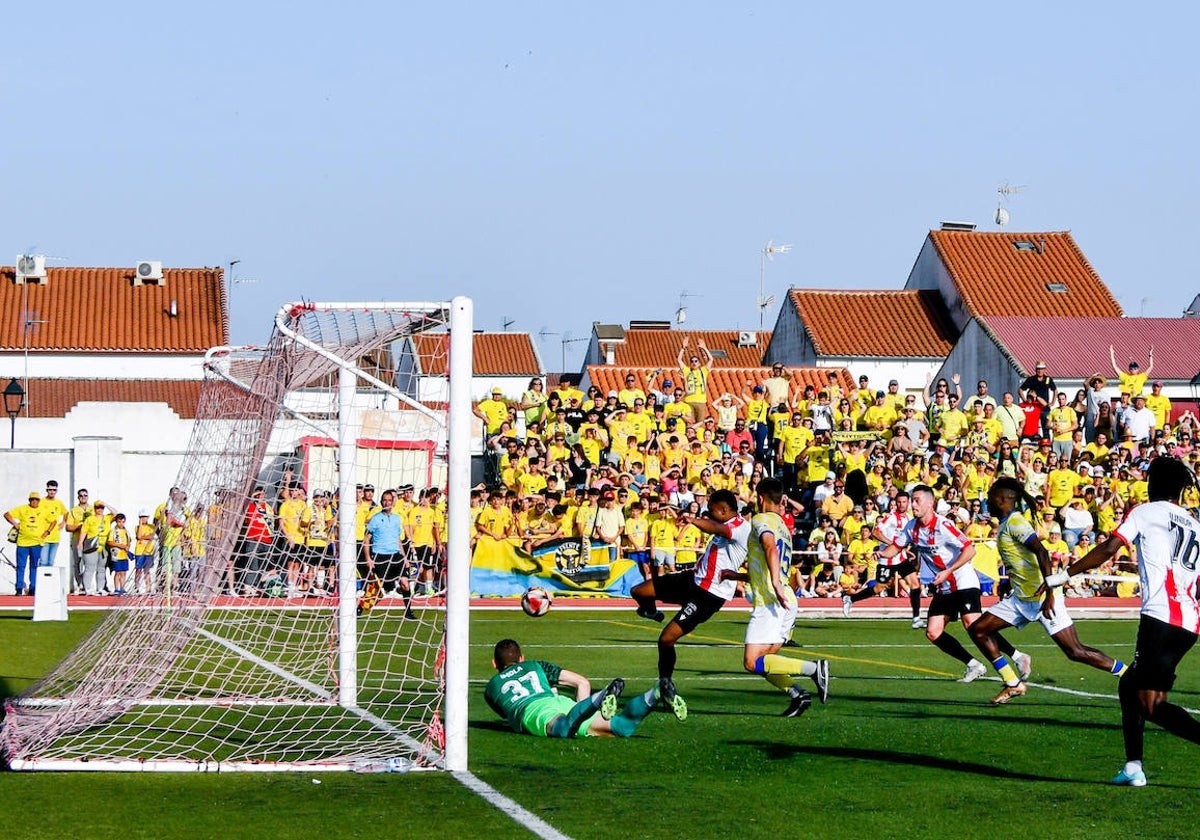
995;207;1010;227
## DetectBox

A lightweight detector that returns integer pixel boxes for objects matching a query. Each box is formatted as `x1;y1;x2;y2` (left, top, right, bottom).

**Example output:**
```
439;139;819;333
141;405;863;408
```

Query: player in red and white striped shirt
1066;456;1200;787
875;485;991;682
631;489;750;717
843;491;926;628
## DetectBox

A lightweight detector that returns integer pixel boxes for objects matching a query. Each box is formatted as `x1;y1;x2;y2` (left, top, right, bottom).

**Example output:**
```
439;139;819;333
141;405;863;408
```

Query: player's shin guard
755;654;816;677
931;632;974;665
1118;669;1146;761
992;656;1020;687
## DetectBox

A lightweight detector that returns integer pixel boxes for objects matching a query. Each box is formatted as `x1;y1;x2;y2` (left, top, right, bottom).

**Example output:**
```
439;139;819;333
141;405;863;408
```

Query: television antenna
994;180;1026;227
758;240;790;331
675;289;701;325
501;315;516;331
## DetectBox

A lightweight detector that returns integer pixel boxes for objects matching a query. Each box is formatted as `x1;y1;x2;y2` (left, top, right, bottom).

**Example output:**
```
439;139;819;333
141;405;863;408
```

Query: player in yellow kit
722;479;828;716
969;477;1127;704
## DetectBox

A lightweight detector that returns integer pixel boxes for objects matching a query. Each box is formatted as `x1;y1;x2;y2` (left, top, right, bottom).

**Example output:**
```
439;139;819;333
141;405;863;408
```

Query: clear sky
5;2;1197;369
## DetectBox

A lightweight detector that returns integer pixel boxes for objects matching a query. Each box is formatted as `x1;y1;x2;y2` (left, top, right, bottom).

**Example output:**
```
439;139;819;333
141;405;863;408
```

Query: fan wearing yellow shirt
618;373;647;408
801;434;833;486
934;395;969;447
1110;345;1152;397
406;490;444;595
1082;433;1111;465
860;391;897;438
302;491;336;594
846;525;877;582
622;502;652;579
649;510;679;574
1145;381;1172;429
6;490;54;595
475;493;515;546
1045;464;1084;508
38;480;68;570
677;336;713;422
673;515;703;570
1048;392;1078;460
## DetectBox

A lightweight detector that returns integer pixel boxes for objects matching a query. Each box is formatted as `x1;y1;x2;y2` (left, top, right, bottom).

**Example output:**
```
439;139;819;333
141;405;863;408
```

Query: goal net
1;298;474;772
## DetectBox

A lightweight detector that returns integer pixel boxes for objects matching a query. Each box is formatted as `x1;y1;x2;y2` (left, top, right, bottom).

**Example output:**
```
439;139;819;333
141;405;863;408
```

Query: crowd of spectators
470;346;1178;600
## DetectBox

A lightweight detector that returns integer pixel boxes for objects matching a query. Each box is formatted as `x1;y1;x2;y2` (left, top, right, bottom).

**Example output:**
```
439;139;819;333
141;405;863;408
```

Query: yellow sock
762;654;808;676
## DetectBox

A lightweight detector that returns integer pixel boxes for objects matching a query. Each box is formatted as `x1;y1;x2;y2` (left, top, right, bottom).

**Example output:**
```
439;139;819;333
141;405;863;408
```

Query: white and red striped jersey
1115;501;1200;634
893;514;978;594
874;508;913;566
693;514;751;601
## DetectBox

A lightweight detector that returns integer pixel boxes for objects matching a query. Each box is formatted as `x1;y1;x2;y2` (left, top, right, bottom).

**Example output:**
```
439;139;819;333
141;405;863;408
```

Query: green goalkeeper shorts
521;695;598;738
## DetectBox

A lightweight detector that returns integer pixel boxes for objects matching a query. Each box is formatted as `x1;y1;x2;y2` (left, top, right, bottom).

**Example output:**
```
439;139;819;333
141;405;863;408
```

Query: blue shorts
135;554;155;570
112;559;130;572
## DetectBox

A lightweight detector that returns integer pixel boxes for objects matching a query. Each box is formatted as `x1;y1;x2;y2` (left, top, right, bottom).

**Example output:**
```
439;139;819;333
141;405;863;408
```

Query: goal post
1;297;473;773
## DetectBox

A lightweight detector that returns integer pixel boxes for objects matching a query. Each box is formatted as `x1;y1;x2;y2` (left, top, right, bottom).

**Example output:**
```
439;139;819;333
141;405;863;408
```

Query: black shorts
1127;615;1199;693
413;545;438;569
307;545;333;567
927;587;982;621
651;570;727;634
876;559;917;585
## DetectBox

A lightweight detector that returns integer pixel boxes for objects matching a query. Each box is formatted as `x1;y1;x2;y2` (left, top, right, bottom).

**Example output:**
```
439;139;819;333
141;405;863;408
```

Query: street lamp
4;378;25;449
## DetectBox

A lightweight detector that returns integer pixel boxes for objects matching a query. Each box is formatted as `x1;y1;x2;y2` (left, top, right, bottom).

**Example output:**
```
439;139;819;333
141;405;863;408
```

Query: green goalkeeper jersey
484;660;563;732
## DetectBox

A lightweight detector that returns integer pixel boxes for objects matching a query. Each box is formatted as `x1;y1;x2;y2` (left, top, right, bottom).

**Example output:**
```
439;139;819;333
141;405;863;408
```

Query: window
1046;282;1068;293
1013;241;1038;252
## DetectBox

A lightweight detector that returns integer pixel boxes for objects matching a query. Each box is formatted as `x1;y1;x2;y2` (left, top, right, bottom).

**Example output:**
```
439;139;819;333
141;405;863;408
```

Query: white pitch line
453;771;572;840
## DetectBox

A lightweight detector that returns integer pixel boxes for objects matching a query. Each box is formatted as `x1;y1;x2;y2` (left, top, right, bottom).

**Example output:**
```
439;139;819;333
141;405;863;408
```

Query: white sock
799;661;817;677
1124;760;1143;774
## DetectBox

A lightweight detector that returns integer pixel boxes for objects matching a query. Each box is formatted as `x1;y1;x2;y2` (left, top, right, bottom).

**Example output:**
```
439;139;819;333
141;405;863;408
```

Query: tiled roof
20;378;203;418
0;267;227;352
981;317;1200;379
605;329;771;368
928;231;1122;318
586;366;855;411
410;332;541;376
787;289;957;357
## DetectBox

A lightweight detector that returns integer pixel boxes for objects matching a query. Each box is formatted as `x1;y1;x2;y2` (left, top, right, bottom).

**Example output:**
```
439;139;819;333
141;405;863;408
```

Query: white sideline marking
453;771;572;840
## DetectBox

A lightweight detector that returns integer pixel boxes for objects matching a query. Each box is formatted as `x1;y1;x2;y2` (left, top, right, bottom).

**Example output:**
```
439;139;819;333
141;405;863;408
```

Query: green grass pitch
4;608;1200;839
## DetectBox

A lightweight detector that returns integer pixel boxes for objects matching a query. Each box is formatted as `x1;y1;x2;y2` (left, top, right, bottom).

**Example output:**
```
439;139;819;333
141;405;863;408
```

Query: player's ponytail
990;476;1036;512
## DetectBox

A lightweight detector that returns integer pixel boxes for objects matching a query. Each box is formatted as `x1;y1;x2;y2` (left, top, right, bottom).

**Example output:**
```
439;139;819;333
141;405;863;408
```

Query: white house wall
904;237;971;332
0;353;205;380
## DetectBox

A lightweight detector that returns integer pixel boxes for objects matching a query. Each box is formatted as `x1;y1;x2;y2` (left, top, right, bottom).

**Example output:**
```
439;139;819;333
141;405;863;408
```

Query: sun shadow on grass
727;740;1073;782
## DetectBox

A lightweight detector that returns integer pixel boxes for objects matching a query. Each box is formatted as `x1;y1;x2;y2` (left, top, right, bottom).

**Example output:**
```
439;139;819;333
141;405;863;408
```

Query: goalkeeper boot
658;678;687;721
599;678;625;720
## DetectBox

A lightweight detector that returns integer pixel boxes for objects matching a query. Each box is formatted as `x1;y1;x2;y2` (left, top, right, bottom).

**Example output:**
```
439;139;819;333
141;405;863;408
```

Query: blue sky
4;2;1196;368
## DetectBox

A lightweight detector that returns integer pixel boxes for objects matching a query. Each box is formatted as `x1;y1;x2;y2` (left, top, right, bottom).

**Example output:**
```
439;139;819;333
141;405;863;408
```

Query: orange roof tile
0;267;227;352
787;289;957;357
606;329;771;368
410;332;540;376
20;378;203;418
586;366;855;415
927;231;1123;318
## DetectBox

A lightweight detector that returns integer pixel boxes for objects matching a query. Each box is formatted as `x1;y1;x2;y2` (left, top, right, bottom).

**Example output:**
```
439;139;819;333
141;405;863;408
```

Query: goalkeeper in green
485;639;676;737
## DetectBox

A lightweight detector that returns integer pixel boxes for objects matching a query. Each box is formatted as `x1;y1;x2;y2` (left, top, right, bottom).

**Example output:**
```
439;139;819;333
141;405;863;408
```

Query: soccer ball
521;586;552;617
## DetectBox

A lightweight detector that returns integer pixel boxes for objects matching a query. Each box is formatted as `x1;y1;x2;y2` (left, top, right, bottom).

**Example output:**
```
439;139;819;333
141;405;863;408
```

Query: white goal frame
2;297;474;773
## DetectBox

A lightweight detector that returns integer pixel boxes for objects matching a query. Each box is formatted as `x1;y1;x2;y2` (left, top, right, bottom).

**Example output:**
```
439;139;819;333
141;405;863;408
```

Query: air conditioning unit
133;260;164;286
737;331;758;347
14;254;47;285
